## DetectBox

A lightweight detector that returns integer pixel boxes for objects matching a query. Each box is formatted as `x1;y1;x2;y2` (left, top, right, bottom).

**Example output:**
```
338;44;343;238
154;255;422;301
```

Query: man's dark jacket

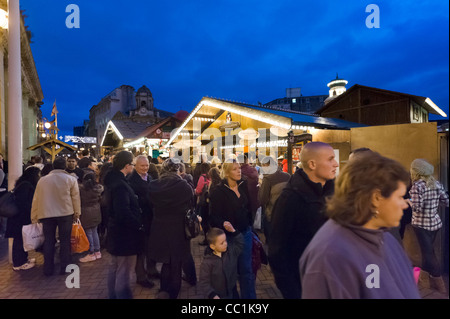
104;169;144;256
268;168;334;299
127;170;153;234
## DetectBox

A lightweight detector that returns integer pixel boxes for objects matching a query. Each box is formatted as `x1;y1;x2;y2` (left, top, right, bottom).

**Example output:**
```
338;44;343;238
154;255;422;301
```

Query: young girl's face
211;234;228;253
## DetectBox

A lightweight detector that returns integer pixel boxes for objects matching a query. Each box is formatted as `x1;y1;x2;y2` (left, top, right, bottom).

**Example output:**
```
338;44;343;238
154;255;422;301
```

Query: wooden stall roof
166;97;365;146
316;84;447;117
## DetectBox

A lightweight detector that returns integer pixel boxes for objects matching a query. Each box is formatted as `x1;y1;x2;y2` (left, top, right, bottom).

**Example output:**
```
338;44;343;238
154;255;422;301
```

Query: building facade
102;110;189;156
317;84;447;126
264;87;328;114
0;2;44;162
88;84;172;146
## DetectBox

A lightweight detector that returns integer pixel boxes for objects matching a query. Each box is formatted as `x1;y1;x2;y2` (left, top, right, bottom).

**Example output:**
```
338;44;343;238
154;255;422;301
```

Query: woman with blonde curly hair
409;158;449;294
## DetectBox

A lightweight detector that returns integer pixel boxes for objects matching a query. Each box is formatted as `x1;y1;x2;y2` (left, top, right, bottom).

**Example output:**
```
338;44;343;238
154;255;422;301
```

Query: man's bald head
300;142;333;170
299;142;339;185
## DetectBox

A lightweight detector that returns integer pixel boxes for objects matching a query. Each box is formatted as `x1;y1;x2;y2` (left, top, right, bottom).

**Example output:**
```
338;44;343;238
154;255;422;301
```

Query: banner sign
64;136;97;144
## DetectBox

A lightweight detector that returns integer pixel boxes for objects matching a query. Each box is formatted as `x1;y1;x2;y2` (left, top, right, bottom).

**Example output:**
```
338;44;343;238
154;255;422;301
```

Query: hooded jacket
268;168;334;299
148;172;194;263
299;219;421;299
79;183;103;230
104;169;143;256
5;181;34;238
198;231;244;299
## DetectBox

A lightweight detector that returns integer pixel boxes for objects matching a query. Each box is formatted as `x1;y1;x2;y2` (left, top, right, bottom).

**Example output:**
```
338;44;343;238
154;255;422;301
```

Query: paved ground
0;231;447;299
0;231;282;299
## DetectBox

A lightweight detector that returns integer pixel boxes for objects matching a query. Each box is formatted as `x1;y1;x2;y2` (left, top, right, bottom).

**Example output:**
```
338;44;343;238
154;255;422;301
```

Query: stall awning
167;97;365;146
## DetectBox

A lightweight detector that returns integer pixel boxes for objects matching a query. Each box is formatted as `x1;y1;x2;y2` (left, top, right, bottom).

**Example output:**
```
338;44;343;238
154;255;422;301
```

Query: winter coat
193;164;203;187
104;169;144;256
268;168;334;299
209;178;253;233
299;219;421;299
5;181;34;238
31;169;81;222
79;183;103;229
198;231;244;299
66;167;84;182
182;173;194;189
148;172;194;263
240;164;260;219
258;169;291;221
127;170;153;234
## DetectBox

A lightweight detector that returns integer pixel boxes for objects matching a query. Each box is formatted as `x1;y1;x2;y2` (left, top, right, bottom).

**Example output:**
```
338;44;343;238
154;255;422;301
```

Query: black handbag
184;205;201;240
0;191;19;218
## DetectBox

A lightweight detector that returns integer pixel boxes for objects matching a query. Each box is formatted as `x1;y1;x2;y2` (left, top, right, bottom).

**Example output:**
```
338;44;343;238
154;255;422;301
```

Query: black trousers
182;252;197;285
413;226;441;277
160;260;183;299
41;215;73;276
135;234;158;281
12;233;28;267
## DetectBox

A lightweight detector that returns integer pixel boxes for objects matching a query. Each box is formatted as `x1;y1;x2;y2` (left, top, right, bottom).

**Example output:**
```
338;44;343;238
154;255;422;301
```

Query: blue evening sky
20;0;449;137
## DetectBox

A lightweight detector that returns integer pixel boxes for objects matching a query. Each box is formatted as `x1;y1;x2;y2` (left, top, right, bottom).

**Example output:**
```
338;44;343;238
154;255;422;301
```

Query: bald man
268;142;338;299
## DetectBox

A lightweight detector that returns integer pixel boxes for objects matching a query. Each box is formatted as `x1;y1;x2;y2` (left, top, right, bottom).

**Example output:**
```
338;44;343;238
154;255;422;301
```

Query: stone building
88;84;172;146
0;3;44;162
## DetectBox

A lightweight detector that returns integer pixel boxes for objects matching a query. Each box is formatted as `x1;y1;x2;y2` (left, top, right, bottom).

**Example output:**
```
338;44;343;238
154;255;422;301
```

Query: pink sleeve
196;175;205;195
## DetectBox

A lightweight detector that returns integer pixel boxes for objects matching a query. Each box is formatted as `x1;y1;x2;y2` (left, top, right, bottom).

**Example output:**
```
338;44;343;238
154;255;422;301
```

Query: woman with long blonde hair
209;159;256;298
409;158;449;294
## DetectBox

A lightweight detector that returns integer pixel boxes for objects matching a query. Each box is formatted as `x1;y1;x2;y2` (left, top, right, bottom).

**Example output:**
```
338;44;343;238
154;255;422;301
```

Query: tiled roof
110;119;150;139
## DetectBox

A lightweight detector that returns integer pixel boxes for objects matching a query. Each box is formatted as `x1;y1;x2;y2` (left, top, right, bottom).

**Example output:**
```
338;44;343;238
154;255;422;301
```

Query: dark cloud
20;0;449;136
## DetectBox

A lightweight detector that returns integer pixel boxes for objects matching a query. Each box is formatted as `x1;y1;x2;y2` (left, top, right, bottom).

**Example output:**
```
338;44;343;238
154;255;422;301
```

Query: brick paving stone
1;231;447;299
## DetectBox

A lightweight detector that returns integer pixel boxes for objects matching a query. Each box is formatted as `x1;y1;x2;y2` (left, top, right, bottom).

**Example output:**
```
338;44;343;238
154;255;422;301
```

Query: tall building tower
324;74;348;104
135;85;154;111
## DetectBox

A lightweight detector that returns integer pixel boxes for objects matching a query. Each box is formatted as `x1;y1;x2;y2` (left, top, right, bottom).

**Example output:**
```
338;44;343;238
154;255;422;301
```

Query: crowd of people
0;142;448;299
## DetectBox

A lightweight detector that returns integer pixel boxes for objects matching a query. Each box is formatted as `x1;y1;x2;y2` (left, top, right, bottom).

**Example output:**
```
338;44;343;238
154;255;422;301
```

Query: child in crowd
198;223;244;299
78;172;103;262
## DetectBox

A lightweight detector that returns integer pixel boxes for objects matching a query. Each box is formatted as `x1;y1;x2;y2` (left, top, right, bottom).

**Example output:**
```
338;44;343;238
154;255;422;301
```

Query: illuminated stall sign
64;136;97;144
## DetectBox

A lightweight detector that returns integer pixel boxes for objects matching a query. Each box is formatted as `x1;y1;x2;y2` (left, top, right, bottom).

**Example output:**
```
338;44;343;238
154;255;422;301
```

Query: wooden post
287;130;294;175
